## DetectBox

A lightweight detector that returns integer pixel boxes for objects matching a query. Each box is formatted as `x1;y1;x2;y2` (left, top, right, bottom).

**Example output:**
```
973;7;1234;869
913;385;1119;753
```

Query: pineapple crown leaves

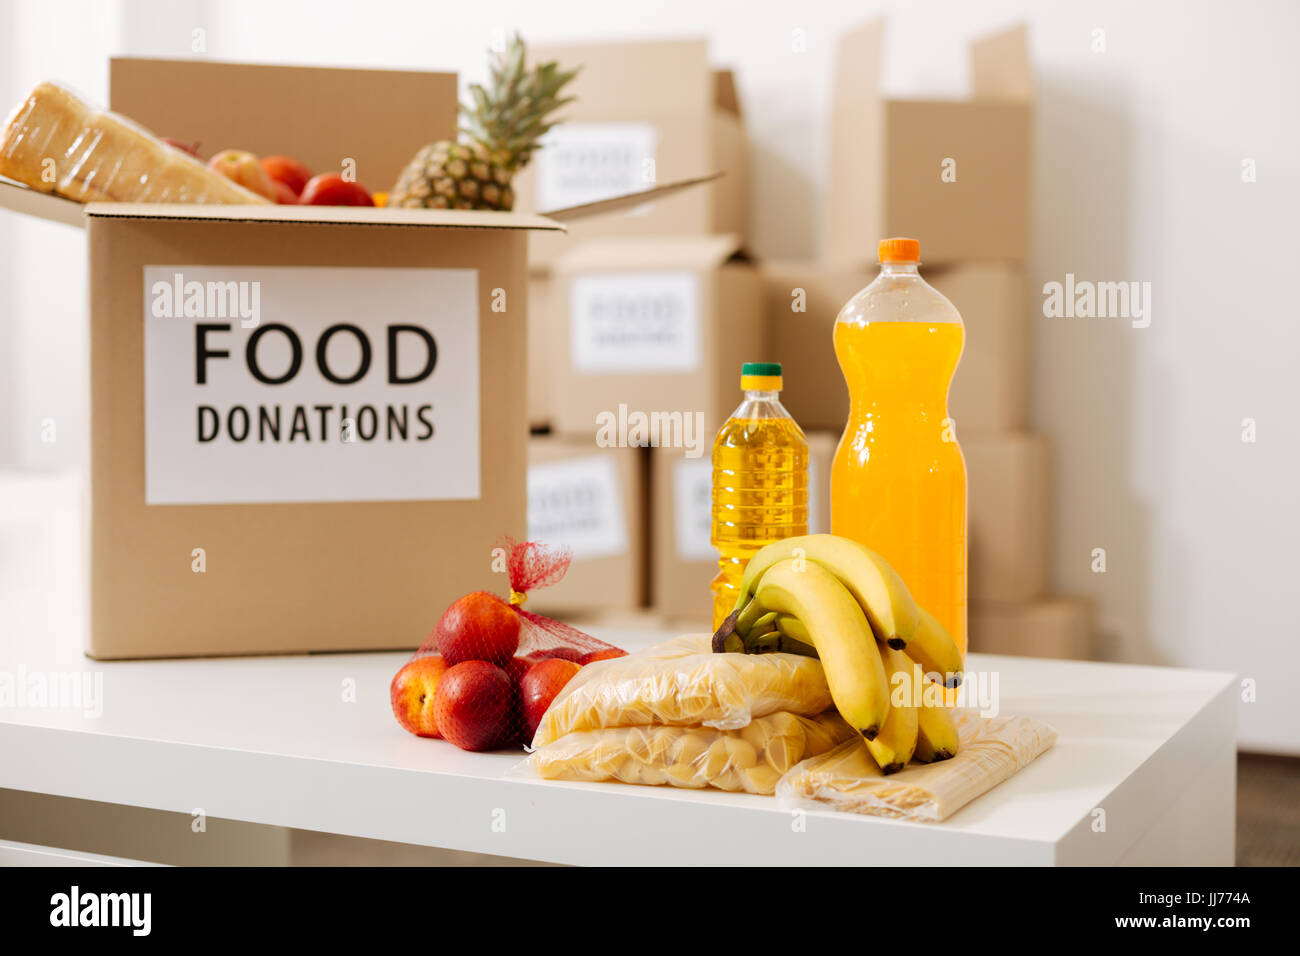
459;33;580;172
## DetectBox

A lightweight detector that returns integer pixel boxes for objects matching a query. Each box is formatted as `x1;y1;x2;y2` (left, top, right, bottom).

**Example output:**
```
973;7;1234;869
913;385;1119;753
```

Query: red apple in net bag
435;591;520;666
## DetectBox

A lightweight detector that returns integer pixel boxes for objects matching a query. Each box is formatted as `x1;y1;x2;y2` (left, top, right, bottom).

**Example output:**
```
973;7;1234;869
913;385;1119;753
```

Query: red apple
434;660;515;751
207;149;277;200
435;591;520;666
389;656;449;738
504;656;531;687
520;658;581;741
299;172;374;206
260;155;312;196
579;648;628;665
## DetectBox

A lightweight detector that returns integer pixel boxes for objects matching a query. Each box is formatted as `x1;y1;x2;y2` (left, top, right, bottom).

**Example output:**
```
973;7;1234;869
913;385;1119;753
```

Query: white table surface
0;474;1238;866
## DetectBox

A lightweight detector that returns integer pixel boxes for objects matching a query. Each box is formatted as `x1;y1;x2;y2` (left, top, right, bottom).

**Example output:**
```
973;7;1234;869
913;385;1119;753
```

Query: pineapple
389;34;578;211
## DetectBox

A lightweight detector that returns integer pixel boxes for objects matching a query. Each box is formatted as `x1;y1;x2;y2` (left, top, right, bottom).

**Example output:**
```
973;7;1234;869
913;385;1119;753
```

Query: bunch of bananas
711;534;965;774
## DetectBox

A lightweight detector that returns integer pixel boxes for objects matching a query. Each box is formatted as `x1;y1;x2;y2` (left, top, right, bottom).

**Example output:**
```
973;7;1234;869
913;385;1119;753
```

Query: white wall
2;0;1297;751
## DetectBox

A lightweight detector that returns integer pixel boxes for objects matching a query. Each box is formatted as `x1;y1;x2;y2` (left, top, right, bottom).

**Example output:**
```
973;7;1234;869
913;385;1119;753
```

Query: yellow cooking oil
711;363;809;630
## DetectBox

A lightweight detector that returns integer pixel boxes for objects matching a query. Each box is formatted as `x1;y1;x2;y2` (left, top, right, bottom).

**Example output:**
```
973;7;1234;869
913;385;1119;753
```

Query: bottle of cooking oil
711;362;809;630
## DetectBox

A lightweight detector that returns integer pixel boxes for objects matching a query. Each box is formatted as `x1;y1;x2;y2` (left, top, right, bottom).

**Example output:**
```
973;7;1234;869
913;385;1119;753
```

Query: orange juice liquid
711;415;808;630
831;321;967;654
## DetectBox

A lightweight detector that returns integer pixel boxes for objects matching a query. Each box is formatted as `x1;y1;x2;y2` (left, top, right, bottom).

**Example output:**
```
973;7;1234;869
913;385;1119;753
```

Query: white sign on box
674;456;716;562
570;271;702;373
534;121;660;212
527;455;627;560
143;265;480;505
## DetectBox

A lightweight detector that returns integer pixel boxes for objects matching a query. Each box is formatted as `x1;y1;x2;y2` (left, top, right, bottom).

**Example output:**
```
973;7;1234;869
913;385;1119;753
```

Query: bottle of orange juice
830;238;967;654
711;363;809;630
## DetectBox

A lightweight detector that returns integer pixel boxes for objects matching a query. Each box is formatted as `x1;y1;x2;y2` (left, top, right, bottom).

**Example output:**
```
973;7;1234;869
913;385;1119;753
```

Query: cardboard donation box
762;261;1029;432
970;597;1094;661
527;273;554;429
0;58;711;659
651;431;835;624
548;235;761;439
966;433;1051;603
825;21;1032;266
517;38;747;267
526;437;646;614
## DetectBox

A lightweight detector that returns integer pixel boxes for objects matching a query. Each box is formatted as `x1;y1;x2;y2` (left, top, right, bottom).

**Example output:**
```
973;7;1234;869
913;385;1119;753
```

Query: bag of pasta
532;634;833;747
527;711;855;795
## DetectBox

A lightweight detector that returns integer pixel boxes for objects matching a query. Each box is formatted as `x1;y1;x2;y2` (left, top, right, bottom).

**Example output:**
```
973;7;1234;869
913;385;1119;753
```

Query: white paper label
527;455;627;561
143;265;480;505
570;271;701;373
535;121;660;212
673;456;717;562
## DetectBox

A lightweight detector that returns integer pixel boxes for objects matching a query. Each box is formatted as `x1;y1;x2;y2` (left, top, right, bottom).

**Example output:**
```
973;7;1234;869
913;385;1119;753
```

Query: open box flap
540;172;722;223
0;172;716;231
109;57;458;189
81;201;564;230
971;24;1033;100
553;233;741;273
0;176;85;227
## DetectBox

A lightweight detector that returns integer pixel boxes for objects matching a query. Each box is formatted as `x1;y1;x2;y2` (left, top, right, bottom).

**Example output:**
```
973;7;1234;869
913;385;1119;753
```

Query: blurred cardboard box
548;235;761;439
761;261;1029;432
0;58;712;659
650;431;835;624
518;38;747;268
825;21;1031;266
969;597;1094;660
526;437;646;614
527;272;554;430
966;433;1050;603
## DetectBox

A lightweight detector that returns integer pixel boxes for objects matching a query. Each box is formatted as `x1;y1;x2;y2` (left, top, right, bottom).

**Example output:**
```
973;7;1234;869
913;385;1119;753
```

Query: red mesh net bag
390;538;626;752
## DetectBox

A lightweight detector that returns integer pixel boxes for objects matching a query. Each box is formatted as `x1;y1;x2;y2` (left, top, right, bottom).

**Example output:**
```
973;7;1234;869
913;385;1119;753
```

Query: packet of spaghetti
532;634;833;747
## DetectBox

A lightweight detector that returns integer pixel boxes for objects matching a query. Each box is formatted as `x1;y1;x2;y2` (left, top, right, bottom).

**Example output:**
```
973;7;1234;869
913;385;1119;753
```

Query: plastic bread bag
775;709;1058;822
525;711;856;795
1;80;269;204
532;634;833;747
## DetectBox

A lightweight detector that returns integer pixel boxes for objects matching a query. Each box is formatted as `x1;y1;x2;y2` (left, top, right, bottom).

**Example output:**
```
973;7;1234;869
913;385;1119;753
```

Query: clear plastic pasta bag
532;633;833;747
776;709;1058;822
526;711;856;795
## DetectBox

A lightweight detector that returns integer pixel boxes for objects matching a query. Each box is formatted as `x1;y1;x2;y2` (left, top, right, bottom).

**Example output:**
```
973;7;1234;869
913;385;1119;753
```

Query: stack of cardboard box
760;21;1093;660
521;39;754;619
523;24;1093;660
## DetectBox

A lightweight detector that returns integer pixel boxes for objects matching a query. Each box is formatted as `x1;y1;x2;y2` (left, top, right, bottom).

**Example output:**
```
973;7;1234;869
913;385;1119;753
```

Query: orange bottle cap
878;237;921;263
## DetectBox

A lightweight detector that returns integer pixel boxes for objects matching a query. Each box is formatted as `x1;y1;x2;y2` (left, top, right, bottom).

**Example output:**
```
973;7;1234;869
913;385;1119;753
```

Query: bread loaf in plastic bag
776;709;1058;822
528;711;855;795
532;633;833;747
0;81;269;204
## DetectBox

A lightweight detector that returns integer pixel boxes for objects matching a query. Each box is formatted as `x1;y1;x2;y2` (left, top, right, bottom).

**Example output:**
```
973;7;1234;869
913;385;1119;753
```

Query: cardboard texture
965;432;1050;603
85;214;538;659
527;272;554;429
547;234;761;439
825;21;1032;266
517;38;747;267
969;597;1094;660
650;430;835;625
761;261;1030;432
110;58;458;192
526;437;646;614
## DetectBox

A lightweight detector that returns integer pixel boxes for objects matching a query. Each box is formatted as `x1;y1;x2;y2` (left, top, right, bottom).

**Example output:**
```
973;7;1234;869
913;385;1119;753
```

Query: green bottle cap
741;362;782;376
